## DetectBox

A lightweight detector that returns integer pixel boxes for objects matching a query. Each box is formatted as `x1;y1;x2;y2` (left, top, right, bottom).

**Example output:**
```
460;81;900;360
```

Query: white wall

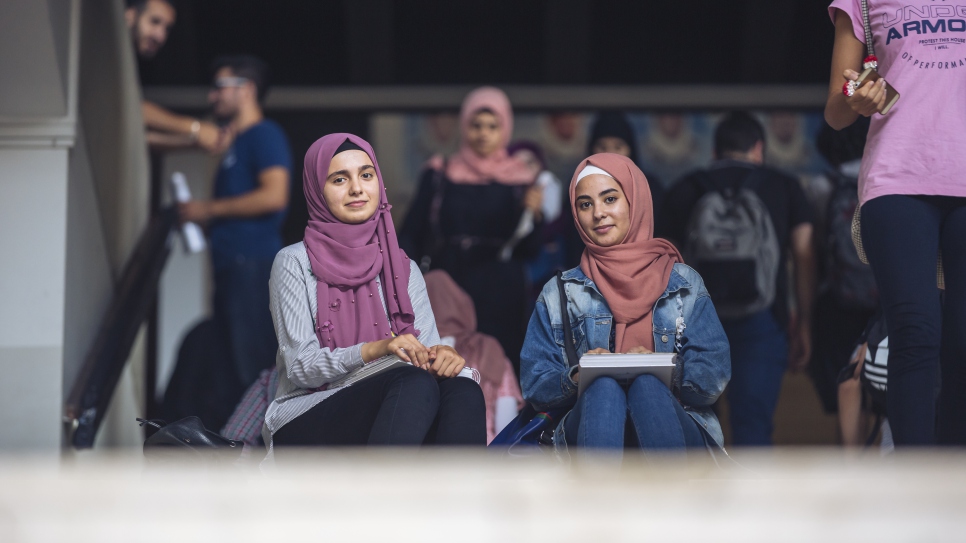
0;149;69;449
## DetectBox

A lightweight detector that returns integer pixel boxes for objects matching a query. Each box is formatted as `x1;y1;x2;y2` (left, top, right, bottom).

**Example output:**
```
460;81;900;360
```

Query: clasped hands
362;334;466;378
571;346;652;384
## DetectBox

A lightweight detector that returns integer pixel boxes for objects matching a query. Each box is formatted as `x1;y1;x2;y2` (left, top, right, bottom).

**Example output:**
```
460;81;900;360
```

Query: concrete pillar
0;0;151;450
0;0;79;450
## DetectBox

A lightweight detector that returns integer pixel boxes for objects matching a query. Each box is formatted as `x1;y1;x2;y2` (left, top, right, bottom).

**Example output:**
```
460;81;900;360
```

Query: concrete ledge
0;448;963;541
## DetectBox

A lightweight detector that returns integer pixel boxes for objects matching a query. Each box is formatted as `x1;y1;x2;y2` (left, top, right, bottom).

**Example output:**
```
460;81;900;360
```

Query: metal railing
63;207;178;449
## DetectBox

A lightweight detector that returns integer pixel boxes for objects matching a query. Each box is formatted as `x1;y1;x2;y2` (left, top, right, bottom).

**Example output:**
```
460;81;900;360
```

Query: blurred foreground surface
0;448;964;542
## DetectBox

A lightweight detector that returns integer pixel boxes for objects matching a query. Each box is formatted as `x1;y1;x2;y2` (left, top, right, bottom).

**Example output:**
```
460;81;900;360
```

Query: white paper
170;171;207;254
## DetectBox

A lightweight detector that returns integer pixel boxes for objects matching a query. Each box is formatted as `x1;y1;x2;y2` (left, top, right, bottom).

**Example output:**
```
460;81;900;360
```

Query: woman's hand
843;69;889;117
427;345;465;378
625;346;654;354
523;185;544;217
585;348;611;355
363;334;430;367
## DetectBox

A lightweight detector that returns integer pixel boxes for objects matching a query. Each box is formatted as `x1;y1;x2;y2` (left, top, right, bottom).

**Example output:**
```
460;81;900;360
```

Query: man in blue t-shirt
180;55;291;387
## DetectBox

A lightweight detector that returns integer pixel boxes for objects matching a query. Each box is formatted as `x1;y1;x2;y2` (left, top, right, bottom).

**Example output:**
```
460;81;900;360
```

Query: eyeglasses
212;76;250;89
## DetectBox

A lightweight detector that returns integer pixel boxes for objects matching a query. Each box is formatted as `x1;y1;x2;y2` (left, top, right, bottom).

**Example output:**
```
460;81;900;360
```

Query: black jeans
273;366;486;447
861;195;966;445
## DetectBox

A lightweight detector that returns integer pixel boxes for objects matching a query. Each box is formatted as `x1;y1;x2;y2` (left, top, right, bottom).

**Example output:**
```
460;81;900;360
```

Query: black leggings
861;195;966;445
273;366;486;447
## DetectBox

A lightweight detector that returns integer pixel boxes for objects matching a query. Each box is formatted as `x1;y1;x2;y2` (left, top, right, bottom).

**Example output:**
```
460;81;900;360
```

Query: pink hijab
569;153;682;353
442;87;535;185
302;133;418;349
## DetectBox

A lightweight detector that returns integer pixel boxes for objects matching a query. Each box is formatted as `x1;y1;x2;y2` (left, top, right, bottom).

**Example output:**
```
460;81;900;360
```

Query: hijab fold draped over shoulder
569;153;682;353
302;133;418;350
431;86;535;186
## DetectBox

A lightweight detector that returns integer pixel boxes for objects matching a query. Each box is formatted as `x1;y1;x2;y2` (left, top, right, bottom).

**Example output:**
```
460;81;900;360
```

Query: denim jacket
520;263;731;450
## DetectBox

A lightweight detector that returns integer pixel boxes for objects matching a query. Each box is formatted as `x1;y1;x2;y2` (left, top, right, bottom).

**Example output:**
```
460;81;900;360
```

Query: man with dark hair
125;0;175;59
125;0;226;152
659;111;816;446
180;55;291;390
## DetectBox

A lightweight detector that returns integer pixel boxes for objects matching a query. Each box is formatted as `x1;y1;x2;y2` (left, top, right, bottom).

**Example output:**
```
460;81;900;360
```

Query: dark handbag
489;271;577;452
419;162;447;272
137;417;243;462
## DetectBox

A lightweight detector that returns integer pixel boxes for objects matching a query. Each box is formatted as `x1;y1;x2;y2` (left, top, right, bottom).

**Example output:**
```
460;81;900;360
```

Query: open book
326;354;480;390
577;353;677;396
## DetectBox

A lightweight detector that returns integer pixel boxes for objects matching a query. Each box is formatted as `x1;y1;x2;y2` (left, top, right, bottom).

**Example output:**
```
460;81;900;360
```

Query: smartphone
855;67;900;115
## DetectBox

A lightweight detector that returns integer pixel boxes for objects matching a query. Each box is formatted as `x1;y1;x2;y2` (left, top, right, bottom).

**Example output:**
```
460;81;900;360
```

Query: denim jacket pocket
552;321;585;361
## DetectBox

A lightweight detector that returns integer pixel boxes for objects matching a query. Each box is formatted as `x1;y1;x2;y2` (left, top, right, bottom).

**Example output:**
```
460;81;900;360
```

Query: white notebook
326;354;479;390
577;353;677;396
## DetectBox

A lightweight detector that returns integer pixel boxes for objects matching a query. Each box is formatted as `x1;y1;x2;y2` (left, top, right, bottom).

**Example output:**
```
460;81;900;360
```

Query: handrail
143;84;829;111
64;207;178;448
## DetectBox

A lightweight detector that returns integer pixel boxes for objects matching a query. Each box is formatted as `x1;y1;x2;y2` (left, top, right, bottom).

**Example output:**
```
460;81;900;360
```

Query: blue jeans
564;375;705;457
721;309;789;446
861;195;966;445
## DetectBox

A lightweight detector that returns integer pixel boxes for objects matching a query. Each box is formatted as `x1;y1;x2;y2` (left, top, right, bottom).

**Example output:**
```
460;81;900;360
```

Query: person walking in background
587;112;665;224
179;55;291;392
267;134;485;453
125;0;226;152
399;87;542;373
826;0;966;445
507;141;567;309
808;117;878;416
660;112;815;446
521;153;730;465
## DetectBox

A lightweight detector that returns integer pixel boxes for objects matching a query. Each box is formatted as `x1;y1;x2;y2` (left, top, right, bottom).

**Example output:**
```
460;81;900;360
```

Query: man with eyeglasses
125;0;226;152
180;55;291;392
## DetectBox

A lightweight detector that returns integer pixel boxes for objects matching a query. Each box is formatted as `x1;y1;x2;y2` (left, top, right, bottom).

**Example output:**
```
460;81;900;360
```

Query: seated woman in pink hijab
521;153;731;463
264;133;486;451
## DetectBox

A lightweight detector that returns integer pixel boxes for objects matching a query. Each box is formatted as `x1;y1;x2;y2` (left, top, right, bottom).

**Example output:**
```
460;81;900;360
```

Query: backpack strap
555;271;580;368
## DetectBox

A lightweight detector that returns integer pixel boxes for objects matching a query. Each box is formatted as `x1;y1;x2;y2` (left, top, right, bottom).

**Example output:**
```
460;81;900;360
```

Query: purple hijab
302;133;418;349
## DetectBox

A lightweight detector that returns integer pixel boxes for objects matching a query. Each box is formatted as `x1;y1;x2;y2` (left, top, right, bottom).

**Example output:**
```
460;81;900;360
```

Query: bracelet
189;120;201;142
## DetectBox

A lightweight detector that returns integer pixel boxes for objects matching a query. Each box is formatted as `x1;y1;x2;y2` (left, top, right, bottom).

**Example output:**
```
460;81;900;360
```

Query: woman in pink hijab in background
423;270;524;443
266;133;486;453
400;86;542;375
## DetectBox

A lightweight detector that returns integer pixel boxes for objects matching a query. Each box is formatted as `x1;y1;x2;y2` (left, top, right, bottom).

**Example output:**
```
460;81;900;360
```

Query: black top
658;160;814;326
398;168;541;269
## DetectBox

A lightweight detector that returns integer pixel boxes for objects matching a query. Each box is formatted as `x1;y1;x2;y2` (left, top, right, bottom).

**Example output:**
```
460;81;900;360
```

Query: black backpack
824;169;878;310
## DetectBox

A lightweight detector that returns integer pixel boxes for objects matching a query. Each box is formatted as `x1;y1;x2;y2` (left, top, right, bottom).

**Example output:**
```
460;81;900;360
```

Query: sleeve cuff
566;365;580;388
341;343;365;372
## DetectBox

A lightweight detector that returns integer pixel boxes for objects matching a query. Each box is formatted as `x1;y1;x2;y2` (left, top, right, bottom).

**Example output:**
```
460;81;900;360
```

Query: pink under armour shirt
829;0;966;204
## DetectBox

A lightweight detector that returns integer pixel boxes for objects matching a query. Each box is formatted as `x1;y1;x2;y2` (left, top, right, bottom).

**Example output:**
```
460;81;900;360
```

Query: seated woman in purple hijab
264;133;486;452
